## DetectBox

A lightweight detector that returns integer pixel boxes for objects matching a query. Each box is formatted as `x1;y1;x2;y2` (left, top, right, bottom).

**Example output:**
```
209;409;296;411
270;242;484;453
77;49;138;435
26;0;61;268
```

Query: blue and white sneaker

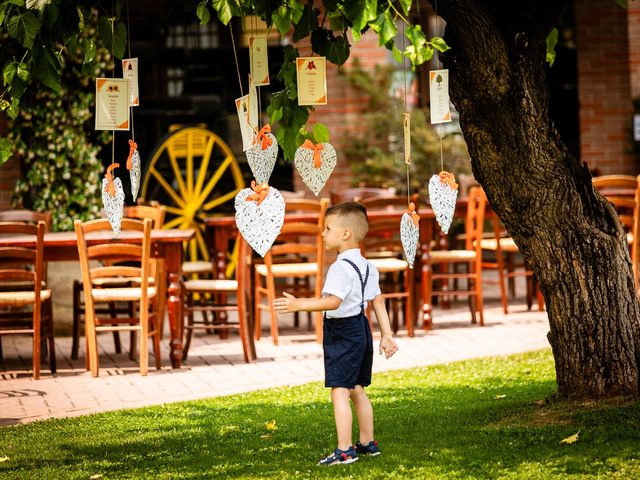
355;440;381;456
318;446;359;465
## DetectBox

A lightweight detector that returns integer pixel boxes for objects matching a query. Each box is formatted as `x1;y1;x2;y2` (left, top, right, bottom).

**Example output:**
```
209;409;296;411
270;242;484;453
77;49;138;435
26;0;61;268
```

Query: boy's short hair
326;202;369;242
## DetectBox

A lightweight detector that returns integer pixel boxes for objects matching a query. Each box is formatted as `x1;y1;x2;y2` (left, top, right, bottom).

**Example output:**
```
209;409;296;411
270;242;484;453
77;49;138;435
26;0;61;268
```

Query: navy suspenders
341;258;369;312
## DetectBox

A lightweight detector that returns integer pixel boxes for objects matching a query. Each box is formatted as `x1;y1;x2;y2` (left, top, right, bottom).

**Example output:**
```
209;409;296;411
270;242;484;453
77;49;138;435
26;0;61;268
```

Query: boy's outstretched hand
379;334;398;359
273;292;299;314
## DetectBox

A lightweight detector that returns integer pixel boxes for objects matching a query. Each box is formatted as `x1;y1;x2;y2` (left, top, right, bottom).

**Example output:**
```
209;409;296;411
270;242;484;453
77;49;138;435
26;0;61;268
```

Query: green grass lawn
1;350;639;479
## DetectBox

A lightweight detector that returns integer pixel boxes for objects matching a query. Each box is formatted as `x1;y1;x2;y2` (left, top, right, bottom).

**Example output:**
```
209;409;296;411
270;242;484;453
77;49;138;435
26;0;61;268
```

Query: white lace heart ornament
235;181;285;257
428;171;458;234
400;203;420;268
294;140;337;196
101;163;125;236
127;139;141;200
246;125;278;184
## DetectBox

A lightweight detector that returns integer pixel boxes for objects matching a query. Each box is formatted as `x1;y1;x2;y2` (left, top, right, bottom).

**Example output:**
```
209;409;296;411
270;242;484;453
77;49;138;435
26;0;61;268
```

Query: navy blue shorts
323;312;374;389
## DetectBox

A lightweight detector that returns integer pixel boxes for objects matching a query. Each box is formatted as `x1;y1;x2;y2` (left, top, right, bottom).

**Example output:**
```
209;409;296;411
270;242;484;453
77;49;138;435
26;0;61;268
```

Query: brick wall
629;2;640;100
292;30;390;199
0;115;18;210
575;0;637;174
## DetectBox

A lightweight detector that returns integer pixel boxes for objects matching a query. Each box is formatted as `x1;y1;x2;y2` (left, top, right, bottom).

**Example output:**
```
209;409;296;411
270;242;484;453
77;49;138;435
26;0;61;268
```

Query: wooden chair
423;186;486;327
480;211;544;314
357;194;419;212
592;174;638;199
330;186;395;204
74;218;161;376
361;217;415;336
0;221;55;378
254;199;328;344
71;204;166;362
182;236;253;363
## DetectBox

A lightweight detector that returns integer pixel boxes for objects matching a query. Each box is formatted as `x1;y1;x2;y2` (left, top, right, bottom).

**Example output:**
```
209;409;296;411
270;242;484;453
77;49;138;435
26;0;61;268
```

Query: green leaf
398;0;412;16
546;27;558;66
7;11;41;49
292;4;318;43
83;39;96;65
391;43;403;63
113;21;127;59
0;99;10;110
267;105;283;124
272;9;291;36
312;123;330;143
405;24;426;47
346;0;377;42
211;0;234;24
0;137;12;166
32;46;61;92
196;1;211;25
430;36;450;53
370;10;397;47
327;34;350;66
3;62;17;87
16;62;30;82
0;4;9;26
7;97;19;119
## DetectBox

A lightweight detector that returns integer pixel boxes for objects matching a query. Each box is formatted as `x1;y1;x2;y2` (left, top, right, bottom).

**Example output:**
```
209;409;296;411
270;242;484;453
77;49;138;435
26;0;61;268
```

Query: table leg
164;243;184;368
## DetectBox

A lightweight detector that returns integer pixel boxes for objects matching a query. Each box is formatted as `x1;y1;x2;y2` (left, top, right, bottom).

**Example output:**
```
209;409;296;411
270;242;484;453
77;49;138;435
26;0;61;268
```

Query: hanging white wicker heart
127;139;141;200
101;163;125;236
246;125;278;184
294;140;337;196
400;204;420;268
234;181;285;257
428;171;458;234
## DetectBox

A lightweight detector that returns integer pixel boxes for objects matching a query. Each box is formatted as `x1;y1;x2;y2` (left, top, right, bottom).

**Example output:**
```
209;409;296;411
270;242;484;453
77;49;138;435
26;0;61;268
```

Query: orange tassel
405;201;420;227
302;139;324;168
439;171;459;190
245;180;270;205
105;163;120;197
126;139;137;171
255;125;273;150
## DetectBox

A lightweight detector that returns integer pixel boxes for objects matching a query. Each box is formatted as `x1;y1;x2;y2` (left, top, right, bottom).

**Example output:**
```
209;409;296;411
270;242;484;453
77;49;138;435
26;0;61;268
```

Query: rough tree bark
431;0;640;398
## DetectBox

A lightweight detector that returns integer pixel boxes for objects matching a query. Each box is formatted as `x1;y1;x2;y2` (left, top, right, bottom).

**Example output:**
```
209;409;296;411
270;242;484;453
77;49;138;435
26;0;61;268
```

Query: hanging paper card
428;171;458;234
429;69;452;124
235;95;254;152
246;125;278;183
122;58;139;106
400;203;420;268
95;78;130;131
296;57;327;105
403;112;411;164
248;75;259;132
294;140;337;196
102;163;125;236
127;140;141;200
235;181;285;257
249;36;270;86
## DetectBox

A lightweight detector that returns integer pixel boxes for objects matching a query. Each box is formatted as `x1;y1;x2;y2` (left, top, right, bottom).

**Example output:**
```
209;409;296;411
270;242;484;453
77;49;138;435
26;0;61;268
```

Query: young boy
273;202;398;466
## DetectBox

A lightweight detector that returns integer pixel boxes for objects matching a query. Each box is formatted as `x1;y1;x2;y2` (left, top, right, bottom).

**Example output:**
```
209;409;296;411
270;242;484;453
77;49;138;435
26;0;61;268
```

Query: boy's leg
331;387;353;450
350;385;374;444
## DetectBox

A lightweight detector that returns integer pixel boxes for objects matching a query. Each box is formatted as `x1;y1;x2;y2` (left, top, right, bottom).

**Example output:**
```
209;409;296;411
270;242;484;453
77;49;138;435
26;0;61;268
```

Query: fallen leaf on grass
0;457;8;463
495;394;507;399
265;419;278;431
560;431;580;445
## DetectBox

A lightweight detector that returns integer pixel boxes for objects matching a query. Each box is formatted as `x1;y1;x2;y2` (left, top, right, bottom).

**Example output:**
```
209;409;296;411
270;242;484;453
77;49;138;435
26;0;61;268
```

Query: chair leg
405;268;414;337
475;264;484;326
45;298;56;374
153;316;161;371
494;249;509;315
182;296;195;361
108;301;122;354
86;310;99;377
254;271;262;341
32;305;41;380
129;300;137;360
71;280;81;360
139;305;149;376
267;274;279;345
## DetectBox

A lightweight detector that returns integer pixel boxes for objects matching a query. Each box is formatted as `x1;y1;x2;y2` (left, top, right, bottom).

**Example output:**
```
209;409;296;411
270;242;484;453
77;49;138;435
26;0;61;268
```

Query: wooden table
204;209;441;328
0;228;195;368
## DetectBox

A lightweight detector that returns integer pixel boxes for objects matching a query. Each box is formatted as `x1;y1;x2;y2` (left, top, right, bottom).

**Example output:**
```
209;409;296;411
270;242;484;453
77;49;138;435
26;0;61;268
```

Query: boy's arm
274;292;342;314
371;294;399;359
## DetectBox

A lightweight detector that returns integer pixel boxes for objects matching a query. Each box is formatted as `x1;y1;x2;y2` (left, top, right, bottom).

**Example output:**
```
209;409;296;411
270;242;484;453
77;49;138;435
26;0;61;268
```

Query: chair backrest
361;217;405;259
0;221;45;301
74;218;152;314
358;194;419;212
284;197;329;229
264;222;325;273
123;204;166;228
465;186;487;253
592;175;638;200
0;210;52;230
330;186;396;204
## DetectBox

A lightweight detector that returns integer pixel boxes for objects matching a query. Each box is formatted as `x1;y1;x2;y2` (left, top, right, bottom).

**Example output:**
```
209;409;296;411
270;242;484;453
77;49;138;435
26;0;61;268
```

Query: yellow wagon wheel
140;126;244;277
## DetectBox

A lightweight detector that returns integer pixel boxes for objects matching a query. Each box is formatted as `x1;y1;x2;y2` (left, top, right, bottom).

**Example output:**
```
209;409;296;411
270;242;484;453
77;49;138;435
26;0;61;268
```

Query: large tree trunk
432;0;640;398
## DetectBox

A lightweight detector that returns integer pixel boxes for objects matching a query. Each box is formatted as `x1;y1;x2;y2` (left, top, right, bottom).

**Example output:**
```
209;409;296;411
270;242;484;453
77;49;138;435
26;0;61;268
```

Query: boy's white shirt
322;248;381;318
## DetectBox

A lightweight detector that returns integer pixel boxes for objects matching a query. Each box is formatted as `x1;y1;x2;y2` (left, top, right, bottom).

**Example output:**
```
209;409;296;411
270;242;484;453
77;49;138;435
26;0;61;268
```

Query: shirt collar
337;248;361;261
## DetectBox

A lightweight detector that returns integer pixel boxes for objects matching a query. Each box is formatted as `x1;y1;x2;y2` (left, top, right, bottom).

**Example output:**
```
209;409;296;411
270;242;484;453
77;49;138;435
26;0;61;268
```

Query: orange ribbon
245;180;269;205
255;125;273;150
126;139;137;171
104;163;119;197
302;140;324;168
439;171;459;190
405;201;420;227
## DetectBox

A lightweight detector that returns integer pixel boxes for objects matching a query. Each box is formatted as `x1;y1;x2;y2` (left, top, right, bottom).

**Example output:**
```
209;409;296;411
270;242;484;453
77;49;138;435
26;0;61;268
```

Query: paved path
0;299;550;427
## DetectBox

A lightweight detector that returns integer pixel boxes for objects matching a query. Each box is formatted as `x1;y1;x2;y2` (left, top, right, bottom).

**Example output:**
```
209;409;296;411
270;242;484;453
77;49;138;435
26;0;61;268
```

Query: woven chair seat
479;237;519;253
429;249;478;262
255;262;319;277
0;280;46;291
92;276;156;287
0;289;51;306
368;257;409;272
182;260;214;274
184;279;238;292
91;286;157;302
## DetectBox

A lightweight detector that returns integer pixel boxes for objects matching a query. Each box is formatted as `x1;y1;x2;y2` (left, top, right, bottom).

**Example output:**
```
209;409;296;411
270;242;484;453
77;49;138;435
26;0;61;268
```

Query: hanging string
110;15;115;166
252;15;262;130
402;22;411;205
229;23;244;97
125;0;134;141
434;0;444;172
